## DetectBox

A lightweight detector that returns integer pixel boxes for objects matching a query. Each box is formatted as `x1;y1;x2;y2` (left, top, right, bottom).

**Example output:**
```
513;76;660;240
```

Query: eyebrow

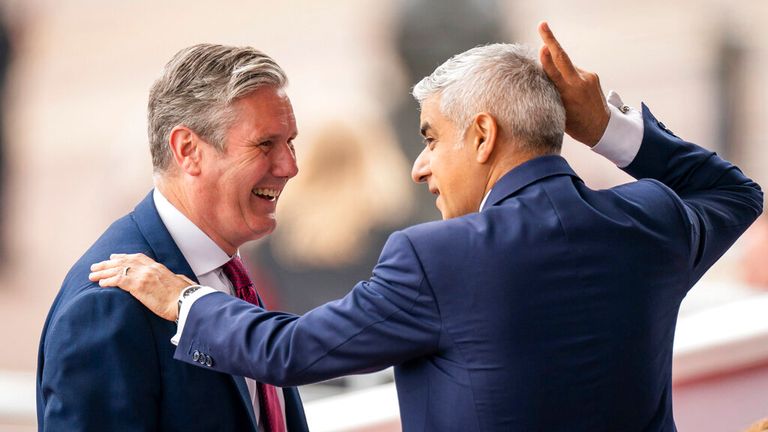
251;132;298;143
420;122;432;137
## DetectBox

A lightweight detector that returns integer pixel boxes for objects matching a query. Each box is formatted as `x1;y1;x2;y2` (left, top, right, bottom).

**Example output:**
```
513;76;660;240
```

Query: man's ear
168;125;203;176
471;112;498;164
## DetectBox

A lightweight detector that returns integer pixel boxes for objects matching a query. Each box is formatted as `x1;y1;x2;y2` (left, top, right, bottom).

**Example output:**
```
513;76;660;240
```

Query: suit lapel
132;190;260;431
232;375;259;429
252;284;308;431
254;277;309;431
132;191;198;280
283;387;309;432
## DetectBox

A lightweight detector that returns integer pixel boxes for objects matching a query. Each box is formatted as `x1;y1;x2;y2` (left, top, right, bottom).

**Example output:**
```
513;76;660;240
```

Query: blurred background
1;0;767;430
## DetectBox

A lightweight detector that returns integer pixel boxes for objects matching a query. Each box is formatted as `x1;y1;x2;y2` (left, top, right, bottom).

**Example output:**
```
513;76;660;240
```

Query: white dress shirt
153;190;285;432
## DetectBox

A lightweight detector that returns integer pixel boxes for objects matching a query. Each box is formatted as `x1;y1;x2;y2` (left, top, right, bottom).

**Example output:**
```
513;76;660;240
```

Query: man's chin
241;218;277;242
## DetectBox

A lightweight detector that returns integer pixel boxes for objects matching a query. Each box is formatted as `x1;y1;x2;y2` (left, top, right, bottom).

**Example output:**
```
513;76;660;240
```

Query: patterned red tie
221;256;286;432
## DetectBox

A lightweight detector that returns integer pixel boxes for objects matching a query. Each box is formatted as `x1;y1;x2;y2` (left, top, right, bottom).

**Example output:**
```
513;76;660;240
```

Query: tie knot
222;255;250;286
221;256;259;305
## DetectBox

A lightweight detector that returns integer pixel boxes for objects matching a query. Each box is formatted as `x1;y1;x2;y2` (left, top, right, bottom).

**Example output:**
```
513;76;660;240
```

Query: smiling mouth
252;188;280;202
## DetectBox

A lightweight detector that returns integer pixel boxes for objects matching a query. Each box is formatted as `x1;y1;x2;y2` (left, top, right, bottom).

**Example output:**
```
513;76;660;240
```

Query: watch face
178;286;202;321
182;286;202;299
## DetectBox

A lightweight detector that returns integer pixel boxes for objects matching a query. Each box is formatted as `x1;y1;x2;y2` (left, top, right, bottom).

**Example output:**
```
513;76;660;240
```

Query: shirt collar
481;155;578;211
152;189;232;278
479;190;492;212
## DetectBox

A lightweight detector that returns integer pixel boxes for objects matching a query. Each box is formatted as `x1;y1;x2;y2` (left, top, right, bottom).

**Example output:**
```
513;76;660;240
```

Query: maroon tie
221;256;286;432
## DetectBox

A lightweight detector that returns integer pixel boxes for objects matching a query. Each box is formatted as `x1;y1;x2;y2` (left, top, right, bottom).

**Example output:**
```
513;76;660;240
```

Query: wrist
175;285;203;323
591;94;644;168
590;107;611;147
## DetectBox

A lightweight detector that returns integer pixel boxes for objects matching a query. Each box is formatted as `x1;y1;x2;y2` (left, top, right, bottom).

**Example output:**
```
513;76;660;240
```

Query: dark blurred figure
0;15;11;262
251;0;507;313
249;0;506;327
392;0;505;222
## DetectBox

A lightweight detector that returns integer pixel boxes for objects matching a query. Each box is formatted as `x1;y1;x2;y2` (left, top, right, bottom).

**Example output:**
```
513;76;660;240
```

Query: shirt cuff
591;90;644;168
171;286;217;346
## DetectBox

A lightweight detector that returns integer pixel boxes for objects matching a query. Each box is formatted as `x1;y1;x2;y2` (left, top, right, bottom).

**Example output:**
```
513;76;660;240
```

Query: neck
482;147;550;200
154;174;238;256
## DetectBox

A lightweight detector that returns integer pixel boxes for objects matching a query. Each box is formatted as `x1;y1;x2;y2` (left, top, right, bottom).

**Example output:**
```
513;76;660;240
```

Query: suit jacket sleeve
39;288;161;431
623;104;763;284
175;231;442;387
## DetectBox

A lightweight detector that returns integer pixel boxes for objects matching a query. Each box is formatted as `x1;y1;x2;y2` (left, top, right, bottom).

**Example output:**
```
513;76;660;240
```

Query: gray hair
412;43;565;154
148;44;288;172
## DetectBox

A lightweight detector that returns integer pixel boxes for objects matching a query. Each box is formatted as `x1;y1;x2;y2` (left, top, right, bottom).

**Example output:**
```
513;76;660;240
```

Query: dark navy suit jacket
36;193;308;431
176;106;762;431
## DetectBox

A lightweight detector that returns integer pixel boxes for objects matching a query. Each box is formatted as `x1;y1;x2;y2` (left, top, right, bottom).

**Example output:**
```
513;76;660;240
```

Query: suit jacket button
658;121;676;136
205;355;213;367
192;350;200;362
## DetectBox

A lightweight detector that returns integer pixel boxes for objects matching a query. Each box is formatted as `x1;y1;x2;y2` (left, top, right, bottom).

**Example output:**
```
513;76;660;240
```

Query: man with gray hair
92;23;762;431
37;44;308;431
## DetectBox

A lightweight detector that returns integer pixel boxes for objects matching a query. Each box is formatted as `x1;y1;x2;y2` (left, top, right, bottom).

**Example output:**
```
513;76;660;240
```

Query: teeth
253;188;280;200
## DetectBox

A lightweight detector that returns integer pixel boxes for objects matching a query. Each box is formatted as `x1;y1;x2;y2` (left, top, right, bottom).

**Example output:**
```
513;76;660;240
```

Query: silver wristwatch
176;285;203;324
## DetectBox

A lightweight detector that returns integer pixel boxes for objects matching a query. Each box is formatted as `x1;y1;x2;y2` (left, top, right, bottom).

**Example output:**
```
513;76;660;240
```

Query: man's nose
411;147;430;184
273;141;299;179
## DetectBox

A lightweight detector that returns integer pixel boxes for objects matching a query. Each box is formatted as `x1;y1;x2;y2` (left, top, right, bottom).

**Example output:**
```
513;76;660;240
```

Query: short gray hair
412;43;565;154
148;44;288;172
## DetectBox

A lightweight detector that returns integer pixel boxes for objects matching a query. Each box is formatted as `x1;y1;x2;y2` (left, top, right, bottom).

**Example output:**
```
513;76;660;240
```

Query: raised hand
538;21;610;147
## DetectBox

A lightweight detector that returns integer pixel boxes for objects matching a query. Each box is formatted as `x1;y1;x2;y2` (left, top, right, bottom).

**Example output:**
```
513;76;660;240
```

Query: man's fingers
537;21;578;82
539;45;564;86
91;253;148;272
98;274;123;288
90;259;123;272
89;267;122;282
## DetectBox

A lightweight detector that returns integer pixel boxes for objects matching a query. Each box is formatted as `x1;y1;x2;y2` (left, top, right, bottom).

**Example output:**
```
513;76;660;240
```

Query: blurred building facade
1;0;767;430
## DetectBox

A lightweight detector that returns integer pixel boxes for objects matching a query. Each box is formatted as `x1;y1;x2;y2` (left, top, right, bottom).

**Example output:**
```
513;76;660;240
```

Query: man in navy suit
93;24;763;431
37;44;308;431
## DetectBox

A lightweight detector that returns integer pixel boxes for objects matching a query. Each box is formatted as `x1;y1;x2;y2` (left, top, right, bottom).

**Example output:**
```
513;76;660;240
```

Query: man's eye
257;140;275;153
423;137;436;149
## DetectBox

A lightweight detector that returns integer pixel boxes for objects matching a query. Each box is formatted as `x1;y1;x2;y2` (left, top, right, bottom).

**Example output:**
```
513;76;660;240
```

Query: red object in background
243;251;283;311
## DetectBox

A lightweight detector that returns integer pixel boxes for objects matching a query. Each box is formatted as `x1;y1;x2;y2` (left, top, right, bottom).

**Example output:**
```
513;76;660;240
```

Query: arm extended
175;231;441;386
